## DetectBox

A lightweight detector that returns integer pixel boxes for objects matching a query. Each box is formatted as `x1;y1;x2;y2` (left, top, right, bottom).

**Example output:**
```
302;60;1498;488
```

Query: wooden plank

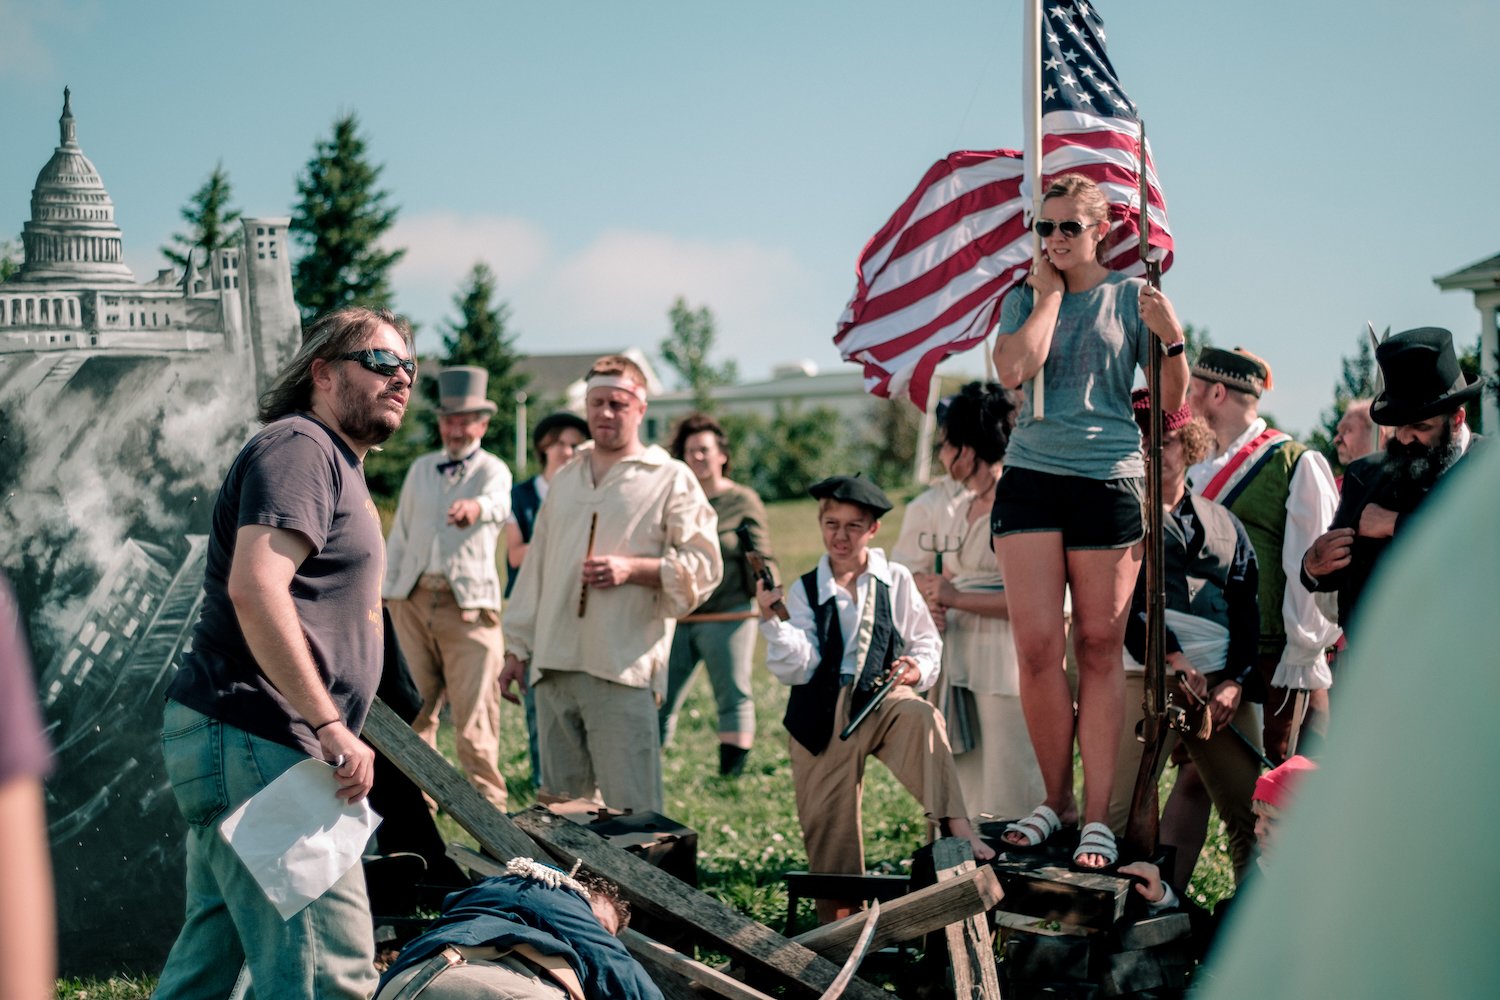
361;699;541;861
790;861;1002;962
622;929;780;1000
511;806;888;1000
932;838;1002;1000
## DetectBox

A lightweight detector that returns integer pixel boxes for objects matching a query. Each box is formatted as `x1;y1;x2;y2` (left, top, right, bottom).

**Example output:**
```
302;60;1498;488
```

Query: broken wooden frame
363;698;1007;999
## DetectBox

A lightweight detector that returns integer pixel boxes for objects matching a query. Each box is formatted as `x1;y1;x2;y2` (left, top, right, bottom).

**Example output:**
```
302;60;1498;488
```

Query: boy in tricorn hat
757;474;993;924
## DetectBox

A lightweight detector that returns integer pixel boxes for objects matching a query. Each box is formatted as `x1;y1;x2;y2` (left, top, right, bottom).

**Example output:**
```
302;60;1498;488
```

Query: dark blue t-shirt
166;413;386;756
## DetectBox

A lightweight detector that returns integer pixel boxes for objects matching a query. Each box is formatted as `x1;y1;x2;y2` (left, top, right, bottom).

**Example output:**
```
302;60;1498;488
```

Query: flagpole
1024;0;1045;419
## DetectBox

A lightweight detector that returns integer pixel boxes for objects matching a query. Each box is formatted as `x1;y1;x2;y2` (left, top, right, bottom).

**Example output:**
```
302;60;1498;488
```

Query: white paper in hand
218;757;381;920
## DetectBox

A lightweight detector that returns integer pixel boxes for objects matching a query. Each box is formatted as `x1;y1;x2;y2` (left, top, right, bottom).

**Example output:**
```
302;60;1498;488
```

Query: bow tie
437;454;473;480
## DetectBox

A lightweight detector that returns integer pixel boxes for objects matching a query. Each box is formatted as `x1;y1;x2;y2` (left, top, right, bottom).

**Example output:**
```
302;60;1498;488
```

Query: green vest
1224;438;1304;654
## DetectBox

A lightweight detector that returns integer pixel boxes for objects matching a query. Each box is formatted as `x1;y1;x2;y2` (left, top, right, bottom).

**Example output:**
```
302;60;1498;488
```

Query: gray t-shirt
166;414;386;757
997;271;1150;480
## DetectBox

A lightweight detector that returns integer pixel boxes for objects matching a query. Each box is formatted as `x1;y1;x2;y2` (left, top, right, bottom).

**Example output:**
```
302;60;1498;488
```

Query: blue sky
3;0;1496;435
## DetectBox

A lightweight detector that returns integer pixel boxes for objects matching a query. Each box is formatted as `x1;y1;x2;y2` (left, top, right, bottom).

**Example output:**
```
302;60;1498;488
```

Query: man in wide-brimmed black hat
1302;327;1485;630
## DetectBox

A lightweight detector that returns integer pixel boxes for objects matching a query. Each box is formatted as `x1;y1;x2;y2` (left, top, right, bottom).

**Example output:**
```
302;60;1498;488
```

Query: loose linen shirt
760;549;942;692
383;448;512;610
503;443;721;692
1188;417;1340;689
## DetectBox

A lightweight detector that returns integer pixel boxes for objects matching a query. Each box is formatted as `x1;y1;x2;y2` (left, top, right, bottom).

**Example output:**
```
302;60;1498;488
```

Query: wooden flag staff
1123;119;1170;863
1024;0;1046;420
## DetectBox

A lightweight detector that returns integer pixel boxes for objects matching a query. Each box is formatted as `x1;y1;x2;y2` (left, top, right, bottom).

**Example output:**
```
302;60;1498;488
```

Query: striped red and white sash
1199;428;1291;502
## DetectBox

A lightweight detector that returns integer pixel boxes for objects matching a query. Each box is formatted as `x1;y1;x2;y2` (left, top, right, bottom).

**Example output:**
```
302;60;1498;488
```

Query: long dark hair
257;306;413;423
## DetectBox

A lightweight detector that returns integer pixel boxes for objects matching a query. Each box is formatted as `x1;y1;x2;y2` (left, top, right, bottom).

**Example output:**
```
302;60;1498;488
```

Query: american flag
836;1;1172;410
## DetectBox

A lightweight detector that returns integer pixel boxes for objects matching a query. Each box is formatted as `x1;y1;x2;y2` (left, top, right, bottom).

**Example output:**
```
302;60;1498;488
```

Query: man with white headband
501;355;721;811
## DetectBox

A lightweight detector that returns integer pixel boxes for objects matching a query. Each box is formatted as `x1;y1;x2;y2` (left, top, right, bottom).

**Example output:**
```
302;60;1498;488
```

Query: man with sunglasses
157;307;415;1000
384;366;513;809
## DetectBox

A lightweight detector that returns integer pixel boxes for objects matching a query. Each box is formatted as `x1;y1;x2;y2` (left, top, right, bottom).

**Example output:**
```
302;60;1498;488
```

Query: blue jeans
154;700;376;1000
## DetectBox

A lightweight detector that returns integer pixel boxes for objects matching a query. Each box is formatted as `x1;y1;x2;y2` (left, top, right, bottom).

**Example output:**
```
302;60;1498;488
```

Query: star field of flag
1041;2;1138;122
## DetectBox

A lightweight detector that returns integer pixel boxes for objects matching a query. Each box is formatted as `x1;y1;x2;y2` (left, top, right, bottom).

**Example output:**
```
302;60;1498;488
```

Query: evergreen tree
659;296;738;411
161;163;242;270
439;261;529;458
290;113;405;321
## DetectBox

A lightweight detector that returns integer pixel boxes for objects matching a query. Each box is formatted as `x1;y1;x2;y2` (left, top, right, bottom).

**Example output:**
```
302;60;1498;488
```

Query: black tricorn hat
1369;327;1483;426
808;474;893;517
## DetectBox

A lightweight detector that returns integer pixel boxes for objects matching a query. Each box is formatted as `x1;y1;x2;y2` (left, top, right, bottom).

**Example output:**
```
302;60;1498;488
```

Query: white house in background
645;360;874;445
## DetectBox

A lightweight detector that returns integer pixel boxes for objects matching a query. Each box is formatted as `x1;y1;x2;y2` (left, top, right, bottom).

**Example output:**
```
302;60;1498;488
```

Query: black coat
1305;438;1480;629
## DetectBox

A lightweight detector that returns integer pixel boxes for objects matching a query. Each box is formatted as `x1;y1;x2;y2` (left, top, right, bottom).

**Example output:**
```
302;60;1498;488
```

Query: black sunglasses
1032;218;1089;238
339;349;415;378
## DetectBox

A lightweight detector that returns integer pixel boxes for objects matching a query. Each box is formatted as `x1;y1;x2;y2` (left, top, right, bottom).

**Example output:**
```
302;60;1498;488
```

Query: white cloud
0;0;96;83
387;211;549;291
537;229;804;332
386;218;829;376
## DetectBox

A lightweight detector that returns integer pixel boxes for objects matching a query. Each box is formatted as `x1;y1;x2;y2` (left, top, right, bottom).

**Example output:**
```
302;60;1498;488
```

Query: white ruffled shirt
760;548;942;692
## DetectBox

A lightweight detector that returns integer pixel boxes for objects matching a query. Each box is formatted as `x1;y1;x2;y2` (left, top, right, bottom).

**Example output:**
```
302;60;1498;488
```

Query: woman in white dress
896;382;1044;820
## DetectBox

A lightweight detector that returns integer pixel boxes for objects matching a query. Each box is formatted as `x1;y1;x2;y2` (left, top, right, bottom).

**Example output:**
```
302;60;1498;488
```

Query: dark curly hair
577;873;631;933
668;411;731;475
937;381;1020;465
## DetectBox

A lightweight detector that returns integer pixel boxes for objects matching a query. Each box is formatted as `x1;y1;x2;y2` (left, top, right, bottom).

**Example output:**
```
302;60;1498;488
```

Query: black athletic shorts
990;466;1144;550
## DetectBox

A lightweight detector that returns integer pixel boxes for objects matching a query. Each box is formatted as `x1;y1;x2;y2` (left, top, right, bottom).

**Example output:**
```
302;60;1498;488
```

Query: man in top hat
1186;347;1340;764
1302;327;1484;632
384;365;514;808
501;355;721;814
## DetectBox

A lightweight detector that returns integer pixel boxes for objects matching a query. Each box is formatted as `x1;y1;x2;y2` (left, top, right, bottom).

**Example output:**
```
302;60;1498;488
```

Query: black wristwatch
1160;339;1186;358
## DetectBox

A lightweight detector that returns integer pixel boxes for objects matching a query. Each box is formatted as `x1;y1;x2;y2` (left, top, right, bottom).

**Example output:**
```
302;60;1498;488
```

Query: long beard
1382;419;1460;500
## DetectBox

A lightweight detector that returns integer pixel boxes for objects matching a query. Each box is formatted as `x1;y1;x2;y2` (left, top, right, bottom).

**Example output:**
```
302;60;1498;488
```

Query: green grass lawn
57;494;1234;997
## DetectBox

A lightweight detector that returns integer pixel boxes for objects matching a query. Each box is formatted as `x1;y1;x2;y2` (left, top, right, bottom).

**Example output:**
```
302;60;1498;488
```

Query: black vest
782;569;902;756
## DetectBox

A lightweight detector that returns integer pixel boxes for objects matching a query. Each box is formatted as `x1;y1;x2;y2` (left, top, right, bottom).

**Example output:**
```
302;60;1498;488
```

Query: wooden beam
622;930;780;1000
932;838;1002;1000
511;806;888;1000
361;698;541;861
790;861;1002;963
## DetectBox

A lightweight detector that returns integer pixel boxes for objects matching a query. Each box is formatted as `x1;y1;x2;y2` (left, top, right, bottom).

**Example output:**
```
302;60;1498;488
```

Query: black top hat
808;474;893;517
1369;327;1483;426
532;411;590;451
